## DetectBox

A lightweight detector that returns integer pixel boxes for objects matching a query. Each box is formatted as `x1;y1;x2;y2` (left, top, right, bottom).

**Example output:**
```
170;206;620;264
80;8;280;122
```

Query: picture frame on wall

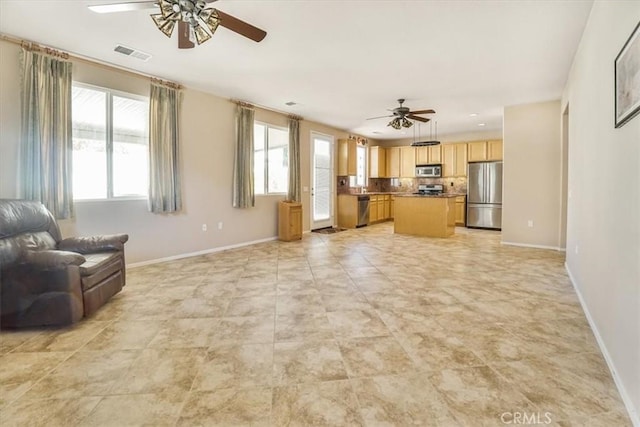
615;21;640;128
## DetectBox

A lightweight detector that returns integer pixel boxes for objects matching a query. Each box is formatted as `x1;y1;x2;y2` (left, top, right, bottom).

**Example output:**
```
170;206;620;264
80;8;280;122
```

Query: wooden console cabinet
279;201;302;241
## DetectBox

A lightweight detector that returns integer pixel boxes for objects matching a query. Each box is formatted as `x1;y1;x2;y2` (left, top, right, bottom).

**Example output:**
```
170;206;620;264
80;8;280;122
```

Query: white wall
502;100;562;249
0;40;358;264
562;1;640;423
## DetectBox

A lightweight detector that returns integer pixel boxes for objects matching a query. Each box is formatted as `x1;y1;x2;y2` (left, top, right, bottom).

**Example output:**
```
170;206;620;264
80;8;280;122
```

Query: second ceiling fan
89;0;267;48
367;99;435;129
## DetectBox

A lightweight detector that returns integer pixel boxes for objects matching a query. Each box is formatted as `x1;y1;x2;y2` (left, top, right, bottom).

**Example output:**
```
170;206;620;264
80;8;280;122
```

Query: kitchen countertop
394;193;459;198
341;192;466;196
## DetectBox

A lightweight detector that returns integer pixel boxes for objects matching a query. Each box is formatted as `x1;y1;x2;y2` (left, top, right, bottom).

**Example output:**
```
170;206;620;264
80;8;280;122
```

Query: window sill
255;193;289;198
73;197;147;203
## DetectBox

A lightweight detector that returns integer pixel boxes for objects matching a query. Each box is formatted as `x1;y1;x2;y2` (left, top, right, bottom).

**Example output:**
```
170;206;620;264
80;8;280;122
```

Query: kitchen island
394;194;457;238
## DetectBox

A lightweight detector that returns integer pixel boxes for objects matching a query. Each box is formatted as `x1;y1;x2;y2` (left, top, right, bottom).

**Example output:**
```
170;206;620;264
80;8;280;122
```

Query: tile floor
0;223;632;426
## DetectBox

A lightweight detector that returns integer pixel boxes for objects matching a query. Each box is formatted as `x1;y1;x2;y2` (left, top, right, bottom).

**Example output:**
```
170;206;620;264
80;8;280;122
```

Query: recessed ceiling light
478;123;486;127
285;101;297;106
469;113;478;117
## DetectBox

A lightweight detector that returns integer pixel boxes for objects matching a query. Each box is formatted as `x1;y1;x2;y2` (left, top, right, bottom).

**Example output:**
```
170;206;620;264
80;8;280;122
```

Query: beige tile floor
0;223;632;426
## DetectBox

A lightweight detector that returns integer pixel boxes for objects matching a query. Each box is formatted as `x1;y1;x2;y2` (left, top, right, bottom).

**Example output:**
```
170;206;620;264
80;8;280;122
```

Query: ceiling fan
89;0;267;48
367;99;435;130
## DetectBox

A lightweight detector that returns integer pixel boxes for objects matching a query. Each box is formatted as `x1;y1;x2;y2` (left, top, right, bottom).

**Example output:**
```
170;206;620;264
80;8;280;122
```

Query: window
71;84;149;200
254;122;289;195
356;145;367;186
350;144;367;187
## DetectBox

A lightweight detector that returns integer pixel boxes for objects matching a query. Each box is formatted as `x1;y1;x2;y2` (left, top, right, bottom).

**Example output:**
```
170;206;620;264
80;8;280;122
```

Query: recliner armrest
58;234;129;254
23;250;86;268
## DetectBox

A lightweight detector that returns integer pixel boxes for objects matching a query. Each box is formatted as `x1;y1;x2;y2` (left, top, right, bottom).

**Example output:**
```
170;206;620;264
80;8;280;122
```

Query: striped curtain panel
148;83;182;213
233;104;255;208
20;49;73;219
287;117;301;202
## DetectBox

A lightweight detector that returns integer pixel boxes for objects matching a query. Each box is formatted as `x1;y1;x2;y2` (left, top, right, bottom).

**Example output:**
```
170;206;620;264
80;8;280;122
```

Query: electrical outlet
218;222;223;230
201;224;207;232
575;245;579;254
527;220;534;228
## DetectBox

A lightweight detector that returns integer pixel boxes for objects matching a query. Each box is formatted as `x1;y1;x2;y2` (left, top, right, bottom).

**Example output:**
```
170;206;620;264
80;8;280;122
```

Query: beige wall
562;1;640;422
502;100;562;248
0;40;359;264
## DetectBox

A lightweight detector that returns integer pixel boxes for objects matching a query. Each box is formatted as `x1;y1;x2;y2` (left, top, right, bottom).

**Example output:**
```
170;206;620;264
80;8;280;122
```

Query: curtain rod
2;34;300;119
0;33;181;89
230;98;305;121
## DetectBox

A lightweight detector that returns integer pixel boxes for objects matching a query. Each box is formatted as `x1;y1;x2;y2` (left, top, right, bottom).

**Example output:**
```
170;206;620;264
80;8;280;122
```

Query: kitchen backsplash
338;176;468;194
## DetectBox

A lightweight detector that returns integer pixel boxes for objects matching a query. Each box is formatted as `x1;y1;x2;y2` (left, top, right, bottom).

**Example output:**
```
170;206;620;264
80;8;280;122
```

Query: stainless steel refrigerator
467;161;503;229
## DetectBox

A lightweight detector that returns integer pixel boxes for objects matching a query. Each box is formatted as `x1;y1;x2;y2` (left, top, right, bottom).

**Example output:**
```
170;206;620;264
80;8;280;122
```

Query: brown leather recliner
0;199;129;328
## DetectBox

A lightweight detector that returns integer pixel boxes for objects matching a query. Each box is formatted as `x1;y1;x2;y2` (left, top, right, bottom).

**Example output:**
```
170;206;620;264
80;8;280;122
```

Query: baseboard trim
565;263;640;426
501;241;563;251
127;236;279;269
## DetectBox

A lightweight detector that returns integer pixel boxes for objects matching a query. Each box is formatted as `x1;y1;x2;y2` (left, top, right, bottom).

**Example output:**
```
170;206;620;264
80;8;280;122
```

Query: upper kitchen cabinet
369;146;387;178
467;140;503;162
400;146;416;177
338;138;357;176
487;140;503;161
386;146;400;177
442;143;468;177
467;141;487;162
416;145;442;165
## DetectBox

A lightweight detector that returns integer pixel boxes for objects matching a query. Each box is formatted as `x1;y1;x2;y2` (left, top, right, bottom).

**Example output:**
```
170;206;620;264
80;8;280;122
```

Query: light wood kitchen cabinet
416;145;442;165
394;196;456;238
487;140;503;161
369;195;379;222
442;143;468;177
400;146;416;177
338;139;357;176
367;194;393;224
390;196;395;219
467;141;487;162
467;140;503;162
455;196;466;226
279;201;302;241
386;147;400;177
456;144;467;176
369;146;387;178
383;195;391;218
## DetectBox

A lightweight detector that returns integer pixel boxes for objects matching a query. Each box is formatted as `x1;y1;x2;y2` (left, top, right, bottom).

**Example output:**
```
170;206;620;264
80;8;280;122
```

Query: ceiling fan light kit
89;0;266;48
367;99;435;132
151;0;220;45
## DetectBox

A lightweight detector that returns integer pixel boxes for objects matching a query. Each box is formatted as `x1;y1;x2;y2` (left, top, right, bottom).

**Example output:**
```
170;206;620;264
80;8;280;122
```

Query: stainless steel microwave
415;165;442;177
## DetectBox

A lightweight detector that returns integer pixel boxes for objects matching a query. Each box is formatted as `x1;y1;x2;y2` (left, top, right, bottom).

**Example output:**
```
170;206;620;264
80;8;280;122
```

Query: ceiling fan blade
366;115;394;120
408;109;435;115
178;20;195;49
407;115;430;123
215;9;267;42
88;1;158;13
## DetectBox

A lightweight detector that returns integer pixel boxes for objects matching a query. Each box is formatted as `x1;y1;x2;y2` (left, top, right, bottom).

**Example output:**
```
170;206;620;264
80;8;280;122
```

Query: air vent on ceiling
114;45;152;62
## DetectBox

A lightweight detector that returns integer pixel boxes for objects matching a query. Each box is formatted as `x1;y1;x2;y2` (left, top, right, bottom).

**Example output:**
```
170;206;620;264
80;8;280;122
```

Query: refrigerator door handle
486;163;491;203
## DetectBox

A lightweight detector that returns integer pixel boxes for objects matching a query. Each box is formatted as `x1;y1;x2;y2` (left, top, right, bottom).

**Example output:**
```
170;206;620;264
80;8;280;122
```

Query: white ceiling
0;0;593;140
